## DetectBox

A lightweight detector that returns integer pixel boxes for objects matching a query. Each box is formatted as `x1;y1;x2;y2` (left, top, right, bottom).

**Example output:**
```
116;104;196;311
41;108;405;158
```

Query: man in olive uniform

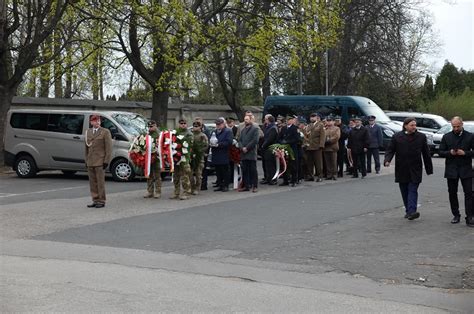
305;113;326;182
190;121;209;195
170;119;194;200
85;114;112;208
144;120;162;199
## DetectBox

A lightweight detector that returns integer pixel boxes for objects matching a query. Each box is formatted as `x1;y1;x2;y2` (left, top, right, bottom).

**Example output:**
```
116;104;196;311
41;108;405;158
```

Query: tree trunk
151;89;169;128
262;71;270;103
0;87;14;166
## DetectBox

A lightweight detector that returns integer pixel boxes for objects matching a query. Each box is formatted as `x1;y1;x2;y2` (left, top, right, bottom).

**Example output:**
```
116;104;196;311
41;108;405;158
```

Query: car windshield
112;113;147;136
363;105;391;123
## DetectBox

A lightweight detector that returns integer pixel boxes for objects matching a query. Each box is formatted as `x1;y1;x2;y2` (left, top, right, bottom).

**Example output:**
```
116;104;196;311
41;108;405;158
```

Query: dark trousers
447;177;473;219
399;182;420;214
201;157;209;188
352;152;367;177
283;159;297;184
264;150;276;182
241;160;258;189
337;146;346;176
214;164;229;189
366;148;380;172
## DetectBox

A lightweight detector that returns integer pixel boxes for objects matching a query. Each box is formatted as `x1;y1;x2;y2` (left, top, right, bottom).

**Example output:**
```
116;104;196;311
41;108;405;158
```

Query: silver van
4;109;148;181
386;111;448;133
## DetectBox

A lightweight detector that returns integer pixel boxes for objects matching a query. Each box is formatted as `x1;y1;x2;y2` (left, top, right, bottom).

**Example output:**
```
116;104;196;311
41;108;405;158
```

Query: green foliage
435;61;465;96
423;89;474;120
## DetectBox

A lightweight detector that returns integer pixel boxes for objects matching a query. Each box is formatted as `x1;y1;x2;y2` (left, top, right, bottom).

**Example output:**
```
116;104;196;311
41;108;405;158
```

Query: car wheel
15;155;38;178
111;159;135;182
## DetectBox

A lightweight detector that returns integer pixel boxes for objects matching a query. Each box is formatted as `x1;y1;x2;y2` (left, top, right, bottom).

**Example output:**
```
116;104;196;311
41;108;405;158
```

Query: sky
427;0;474;72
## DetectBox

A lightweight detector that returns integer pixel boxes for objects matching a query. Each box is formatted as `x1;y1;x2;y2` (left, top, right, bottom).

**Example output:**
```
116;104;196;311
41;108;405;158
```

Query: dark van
263;95;402;148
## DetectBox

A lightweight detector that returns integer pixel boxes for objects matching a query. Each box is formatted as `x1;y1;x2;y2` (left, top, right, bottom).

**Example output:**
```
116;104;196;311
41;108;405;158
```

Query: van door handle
73;136;80;139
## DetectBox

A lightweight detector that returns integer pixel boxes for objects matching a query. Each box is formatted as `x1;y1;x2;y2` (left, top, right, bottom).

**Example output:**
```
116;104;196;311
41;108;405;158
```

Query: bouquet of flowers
173;132;191;165
268;144;295;180
129;133;157;169
229;139;241;164
159;130;176;172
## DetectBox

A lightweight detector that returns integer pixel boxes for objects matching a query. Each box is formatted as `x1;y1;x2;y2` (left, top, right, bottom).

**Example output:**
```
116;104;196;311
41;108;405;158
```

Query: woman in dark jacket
384;117;433;220
211;118;233;192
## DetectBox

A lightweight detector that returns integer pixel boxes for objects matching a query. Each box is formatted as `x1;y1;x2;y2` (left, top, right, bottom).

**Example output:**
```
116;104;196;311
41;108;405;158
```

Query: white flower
172;143;178;149
177;135;184;140
182;148;188;154
183;141;189;148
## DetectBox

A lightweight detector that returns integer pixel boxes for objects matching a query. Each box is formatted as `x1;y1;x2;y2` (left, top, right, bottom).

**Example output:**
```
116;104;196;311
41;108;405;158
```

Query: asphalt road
1;157;473;311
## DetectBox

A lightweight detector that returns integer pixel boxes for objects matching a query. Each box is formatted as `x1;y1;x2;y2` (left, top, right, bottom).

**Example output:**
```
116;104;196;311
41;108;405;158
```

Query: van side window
347;107;363;119
10;112;48;131
100;117;118;135
47;114;84;134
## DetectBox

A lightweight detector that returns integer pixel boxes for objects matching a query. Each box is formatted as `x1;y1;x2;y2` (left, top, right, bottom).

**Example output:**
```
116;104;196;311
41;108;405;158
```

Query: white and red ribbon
272;149;287;180
144;134;152;178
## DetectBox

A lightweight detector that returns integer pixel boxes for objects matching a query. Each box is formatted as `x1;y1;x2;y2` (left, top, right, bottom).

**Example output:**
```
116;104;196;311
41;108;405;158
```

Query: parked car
386;111;448;134
4;108;148;181
426;121;474;156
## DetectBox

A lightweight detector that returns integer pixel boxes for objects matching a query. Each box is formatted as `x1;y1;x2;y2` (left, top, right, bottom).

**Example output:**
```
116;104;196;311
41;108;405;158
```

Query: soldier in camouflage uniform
144;120;162;199
190;121;209;195
170;119;194;200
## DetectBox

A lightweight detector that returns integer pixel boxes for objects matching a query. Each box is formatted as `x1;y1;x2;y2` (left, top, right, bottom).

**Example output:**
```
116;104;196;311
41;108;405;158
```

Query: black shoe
260;180;268;184
352;175;358;178
466;219;474;227
407;212;420;220
366;171;372;173
200;186;208;191
95;203;105;208
221;187;229;192
305;177;315;182
268;180;277;185
87;203;97;208
214;187;223;191
331;177;337;181
451;216;461;224
376;170;380;174
316;178;323;182
404;213;409;219
279;182;289;186
337;173;343;178
361;175;366;179
290;183;296;187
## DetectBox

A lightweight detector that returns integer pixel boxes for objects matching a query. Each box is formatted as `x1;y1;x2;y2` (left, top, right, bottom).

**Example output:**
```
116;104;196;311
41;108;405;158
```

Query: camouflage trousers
146;163;162;195
190;162;205;193
173;163;192;197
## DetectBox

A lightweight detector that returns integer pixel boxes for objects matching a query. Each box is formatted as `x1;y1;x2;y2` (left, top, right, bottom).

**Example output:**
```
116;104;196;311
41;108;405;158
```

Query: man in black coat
347;117;370;178
384;117;433;220
438;117;474;226
261;115;279;185
278;115;300;186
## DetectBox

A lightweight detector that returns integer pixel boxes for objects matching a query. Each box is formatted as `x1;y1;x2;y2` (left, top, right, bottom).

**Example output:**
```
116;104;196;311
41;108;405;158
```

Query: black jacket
438;130;474;179
384;131;433;183
347;126;370;154
261;123;278;151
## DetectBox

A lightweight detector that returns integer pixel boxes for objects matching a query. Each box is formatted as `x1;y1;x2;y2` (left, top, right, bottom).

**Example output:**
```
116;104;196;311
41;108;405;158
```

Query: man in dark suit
366;115;384;174
384;117;433;220
347;117;370;178
211;117;233;192
261;115;278;185
438;117;474;226
278;115;300;186
85;115;112;208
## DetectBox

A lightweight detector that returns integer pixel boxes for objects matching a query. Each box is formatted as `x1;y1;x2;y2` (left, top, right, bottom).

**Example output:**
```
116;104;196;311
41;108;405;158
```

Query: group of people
84;112;473;228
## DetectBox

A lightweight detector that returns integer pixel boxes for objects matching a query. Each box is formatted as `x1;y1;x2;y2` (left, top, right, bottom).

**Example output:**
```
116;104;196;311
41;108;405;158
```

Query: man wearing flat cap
85;114;112;208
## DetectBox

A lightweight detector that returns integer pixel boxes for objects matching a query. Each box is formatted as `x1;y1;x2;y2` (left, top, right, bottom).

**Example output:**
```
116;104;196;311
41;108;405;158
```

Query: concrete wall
11;97;263;128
